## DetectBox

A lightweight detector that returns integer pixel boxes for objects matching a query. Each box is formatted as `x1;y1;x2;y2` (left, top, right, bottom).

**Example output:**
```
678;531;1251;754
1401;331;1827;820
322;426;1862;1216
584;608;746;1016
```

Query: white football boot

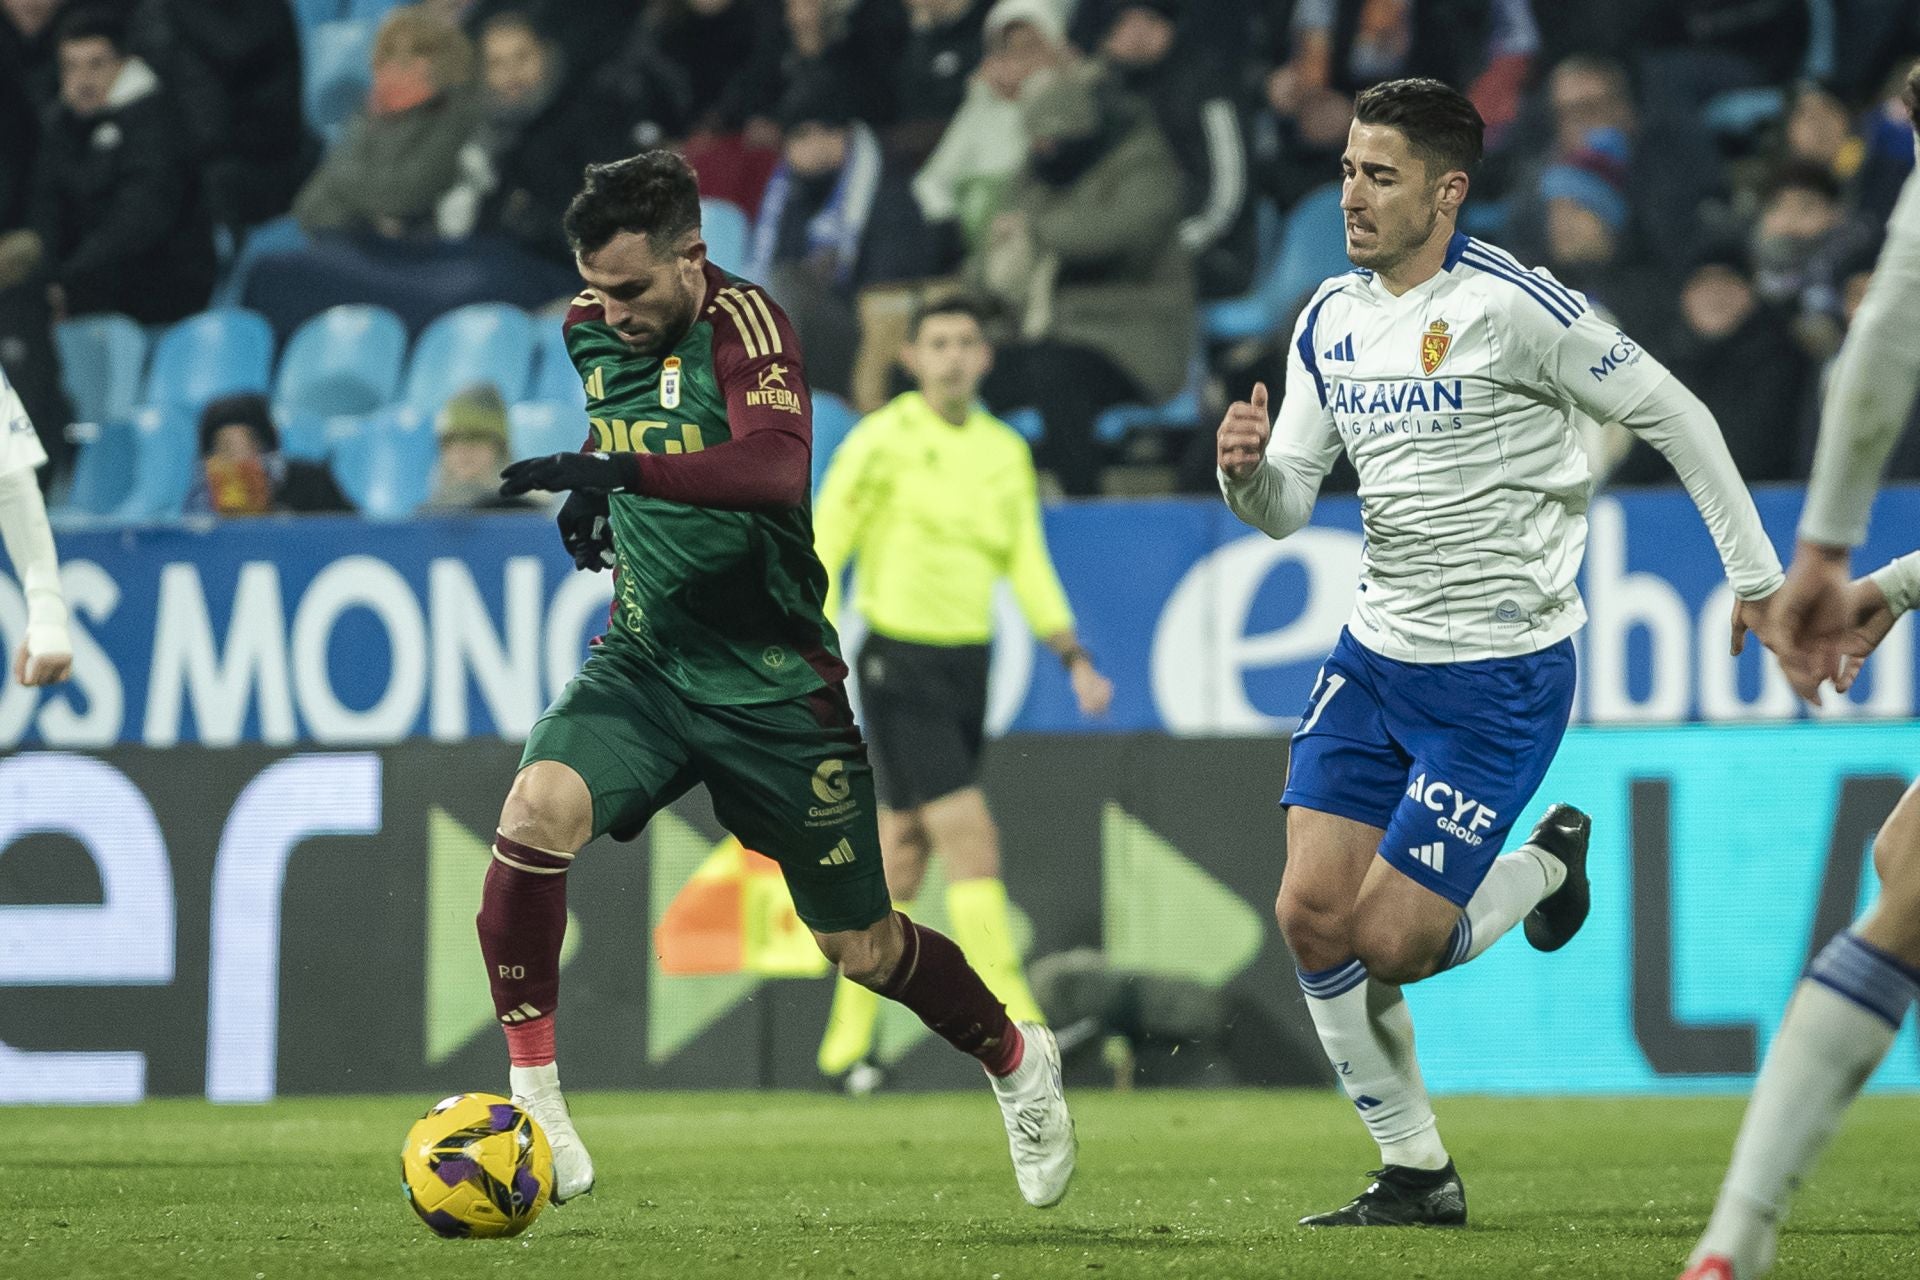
510;1063;596;1202
989;1022;1076;1207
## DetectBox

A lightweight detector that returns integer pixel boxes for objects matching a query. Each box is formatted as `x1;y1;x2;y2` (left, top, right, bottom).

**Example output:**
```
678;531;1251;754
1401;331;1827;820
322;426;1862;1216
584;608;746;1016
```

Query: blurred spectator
1748;161;1878;362
651;0;785;137
1502;55;1724;278
0;0;65;108
1095;0;1255;299
913;0;1067;261
292;7;482;239
426;0;636;84
889;0;987;163
30;4;214;324
590;7;693;154
975;61;1193;495
749;70;932;396
437;11;627;270
422;384;531;512
126;0;317;231
1634;0;1809;122
1782;74;1916;228
189;393;352;516
781;0;904;128
1612;248;1810;486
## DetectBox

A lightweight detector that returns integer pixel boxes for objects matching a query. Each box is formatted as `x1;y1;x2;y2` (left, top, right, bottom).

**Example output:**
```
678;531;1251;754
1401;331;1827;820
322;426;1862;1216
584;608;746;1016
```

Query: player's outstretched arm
0;463;71;686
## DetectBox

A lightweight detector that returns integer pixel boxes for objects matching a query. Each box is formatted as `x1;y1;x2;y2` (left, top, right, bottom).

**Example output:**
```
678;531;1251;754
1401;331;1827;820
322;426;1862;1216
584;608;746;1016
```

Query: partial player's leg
702;688;1074;1207
1683;778;1920;1280
478;661;695;1202
924;785;1047;1023
817;806;929;1082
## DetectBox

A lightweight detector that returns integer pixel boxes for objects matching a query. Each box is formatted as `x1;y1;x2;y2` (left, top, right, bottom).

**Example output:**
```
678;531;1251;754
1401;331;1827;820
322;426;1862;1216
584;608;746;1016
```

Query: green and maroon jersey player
563;259;848;705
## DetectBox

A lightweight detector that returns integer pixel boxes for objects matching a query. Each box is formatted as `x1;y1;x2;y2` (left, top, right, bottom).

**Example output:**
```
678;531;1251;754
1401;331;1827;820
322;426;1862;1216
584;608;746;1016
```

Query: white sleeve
0;465;69;660
1798;169;1920;547
1871;550;1920;618
1219;307;1342;539
0;367;50;477
1612;374;1786;599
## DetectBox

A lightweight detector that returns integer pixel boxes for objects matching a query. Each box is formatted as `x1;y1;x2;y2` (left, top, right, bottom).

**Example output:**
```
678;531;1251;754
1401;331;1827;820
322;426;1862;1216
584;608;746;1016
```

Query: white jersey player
1215;78;1787;1226
1681;71;1920;1280
0;363;70;687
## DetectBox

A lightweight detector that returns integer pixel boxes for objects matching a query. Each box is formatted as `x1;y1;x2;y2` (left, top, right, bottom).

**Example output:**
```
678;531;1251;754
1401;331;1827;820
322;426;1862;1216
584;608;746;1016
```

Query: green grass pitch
8;1090;1918;1279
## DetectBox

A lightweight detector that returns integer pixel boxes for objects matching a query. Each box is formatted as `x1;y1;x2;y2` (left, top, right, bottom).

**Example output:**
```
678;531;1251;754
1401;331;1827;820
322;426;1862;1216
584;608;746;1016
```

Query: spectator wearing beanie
423;383;533;512
189;393;352;516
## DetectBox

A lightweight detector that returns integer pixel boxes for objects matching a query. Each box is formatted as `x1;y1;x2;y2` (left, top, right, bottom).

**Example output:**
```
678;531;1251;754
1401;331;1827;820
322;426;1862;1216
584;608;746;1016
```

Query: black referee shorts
855;632;991;811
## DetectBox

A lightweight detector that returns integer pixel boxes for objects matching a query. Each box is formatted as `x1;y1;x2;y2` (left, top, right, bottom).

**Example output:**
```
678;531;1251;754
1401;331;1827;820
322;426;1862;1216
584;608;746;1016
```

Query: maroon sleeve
630;281;811;511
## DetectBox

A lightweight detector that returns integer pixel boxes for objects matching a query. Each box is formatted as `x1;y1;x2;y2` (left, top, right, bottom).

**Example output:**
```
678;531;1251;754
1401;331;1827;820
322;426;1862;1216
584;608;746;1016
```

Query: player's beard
624;280;700;357
1350;200;1441;274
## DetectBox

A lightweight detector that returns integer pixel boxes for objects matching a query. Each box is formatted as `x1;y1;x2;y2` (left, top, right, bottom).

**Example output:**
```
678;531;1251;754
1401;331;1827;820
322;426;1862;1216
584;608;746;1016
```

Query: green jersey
562;262;845;705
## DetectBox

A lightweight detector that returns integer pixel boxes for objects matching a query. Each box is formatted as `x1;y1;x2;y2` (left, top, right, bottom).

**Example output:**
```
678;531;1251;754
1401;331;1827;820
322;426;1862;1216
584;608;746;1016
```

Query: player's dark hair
1353;77;1485;178
907;293;991;341
55;4;128;52
563;151;703;257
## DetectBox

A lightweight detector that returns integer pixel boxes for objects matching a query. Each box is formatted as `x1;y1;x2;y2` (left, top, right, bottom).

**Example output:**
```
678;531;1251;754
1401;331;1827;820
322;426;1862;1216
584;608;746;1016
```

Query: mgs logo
811;759;852;805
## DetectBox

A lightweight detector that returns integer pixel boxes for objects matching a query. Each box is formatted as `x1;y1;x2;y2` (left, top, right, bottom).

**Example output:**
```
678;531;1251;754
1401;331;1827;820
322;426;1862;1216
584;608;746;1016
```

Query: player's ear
1436;168;1469;216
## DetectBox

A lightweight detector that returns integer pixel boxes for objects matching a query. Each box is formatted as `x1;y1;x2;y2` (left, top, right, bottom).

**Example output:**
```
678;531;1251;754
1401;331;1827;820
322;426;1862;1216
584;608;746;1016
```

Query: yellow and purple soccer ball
401;1093;554;1238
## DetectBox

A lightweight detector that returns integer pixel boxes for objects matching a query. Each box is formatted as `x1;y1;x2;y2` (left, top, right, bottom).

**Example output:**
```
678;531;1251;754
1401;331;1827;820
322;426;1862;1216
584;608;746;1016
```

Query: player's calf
1274;883;1357;973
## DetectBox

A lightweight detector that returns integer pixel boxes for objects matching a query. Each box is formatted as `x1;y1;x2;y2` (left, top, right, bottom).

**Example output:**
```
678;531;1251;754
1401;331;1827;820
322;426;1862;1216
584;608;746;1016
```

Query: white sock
1298;960;1449;1170
1693;931;1917;1275
1440;843;1566;969
510;1062;561;1098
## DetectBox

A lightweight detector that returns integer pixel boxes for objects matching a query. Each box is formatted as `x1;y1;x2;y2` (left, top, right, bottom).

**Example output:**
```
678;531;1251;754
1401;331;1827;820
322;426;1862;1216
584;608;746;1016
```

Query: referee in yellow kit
813;294;1113;1088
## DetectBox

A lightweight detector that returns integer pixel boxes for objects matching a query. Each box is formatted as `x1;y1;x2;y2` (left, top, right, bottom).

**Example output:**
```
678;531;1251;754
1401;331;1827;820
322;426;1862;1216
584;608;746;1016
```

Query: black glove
557;489;616;571
499;451;630;497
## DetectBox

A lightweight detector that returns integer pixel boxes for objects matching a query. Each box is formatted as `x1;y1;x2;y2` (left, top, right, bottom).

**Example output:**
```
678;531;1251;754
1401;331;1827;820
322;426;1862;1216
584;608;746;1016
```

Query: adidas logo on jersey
818;838;857;867
1408;842;1446;873
1322;334;1356;362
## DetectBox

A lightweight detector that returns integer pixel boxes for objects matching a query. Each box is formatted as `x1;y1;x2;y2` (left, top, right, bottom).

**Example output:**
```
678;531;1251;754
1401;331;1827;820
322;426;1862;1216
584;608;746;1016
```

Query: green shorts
522;648;889;934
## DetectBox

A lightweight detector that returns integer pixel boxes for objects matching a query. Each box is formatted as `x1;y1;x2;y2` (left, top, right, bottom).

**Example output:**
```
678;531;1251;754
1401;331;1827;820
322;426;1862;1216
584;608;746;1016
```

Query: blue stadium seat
303;20;373;144
701;198;751;273
1092;354;1207;445
113;407;200;522
275;305;408;416
330;406;437;519
810;391;859;495
142;309;276;411
1002;407;1044;443
53;315;149;517
403;304;536;417
529;319;588;409
214;214;309;310
292;0;341;33
1203;182;1348;342
509;401;589;461
344;0;403;22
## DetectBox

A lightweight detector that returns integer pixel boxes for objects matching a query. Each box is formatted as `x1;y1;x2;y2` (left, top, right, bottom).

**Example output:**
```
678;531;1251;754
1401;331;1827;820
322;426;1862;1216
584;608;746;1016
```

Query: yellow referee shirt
813;392;1074;646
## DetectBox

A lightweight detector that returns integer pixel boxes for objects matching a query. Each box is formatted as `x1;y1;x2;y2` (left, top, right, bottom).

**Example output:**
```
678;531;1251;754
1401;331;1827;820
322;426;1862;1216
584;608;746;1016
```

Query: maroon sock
877;913;1024;1076
476;834;572;1063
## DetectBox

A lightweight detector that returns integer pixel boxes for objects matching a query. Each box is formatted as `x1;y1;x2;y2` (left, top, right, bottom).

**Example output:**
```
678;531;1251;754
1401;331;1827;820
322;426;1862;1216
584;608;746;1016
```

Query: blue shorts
1281;628;1577;907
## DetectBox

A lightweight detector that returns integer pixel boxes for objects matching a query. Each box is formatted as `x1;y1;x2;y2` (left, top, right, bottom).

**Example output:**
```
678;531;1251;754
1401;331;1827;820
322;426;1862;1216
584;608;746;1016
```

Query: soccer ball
401;1093;554;1238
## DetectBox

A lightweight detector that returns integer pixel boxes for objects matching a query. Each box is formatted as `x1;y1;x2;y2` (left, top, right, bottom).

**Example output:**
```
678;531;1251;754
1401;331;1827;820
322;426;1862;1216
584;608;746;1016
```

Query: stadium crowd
2;0;1919;511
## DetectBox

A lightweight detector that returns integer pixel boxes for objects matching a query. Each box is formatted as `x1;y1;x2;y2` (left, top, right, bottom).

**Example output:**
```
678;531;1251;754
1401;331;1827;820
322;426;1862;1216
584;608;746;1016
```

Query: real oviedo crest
1420;319;1452;376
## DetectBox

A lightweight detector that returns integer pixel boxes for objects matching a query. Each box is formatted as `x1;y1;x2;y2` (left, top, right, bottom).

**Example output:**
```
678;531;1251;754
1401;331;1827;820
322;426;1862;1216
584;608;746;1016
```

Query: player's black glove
557;490;616;571
499;451;631;497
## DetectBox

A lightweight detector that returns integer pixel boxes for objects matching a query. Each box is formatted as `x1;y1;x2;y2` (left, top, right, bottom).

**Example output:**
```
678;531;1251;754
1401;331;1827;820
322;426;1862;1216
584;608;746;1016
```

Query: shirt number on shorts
1298;671;1347;735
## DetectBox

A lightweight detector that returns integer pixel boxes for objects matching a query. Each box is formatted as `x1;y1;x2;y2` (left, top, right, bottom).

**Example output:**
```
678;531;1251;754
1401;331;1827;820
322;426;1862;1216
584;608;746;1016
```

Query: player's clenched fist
1217;382;1272;481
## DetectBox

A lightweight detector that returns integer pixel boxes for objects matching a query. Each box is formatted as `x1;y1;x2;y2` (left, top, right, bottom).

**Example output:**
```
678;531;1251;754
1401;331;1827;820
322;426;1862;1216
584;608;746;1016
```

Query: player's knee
1275;884;1350;968
1349;916;1436;986
1871;792;1920;893
499;762;593;854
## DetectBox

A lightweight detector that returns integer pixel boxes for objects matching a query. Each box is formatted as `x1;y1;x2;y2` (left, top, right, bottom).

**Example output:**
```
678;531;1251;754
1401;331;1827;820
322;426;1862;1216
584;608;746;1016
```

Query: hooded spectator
30;4;215;324
292;7;483;239
423;383;531;511
975;60;1194;495
189;393;352;516
1095;0;1256;299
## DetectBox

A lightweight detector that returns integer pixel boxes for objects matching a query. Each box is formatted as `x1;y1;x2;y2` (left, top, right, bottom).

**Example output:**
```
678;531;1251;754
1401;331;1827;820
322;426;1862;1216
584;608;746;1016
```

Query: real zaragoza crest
1420;319;1452;375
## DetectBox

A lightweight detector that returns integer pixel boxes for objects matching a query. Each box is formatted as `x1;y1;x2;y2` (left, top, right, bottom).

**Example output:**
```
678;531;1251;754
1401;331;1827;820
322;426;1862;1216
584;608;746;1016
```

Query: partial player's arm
1219;291;1343;537
0;371;71;686
504;286;812;511
1531;307;1785;615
